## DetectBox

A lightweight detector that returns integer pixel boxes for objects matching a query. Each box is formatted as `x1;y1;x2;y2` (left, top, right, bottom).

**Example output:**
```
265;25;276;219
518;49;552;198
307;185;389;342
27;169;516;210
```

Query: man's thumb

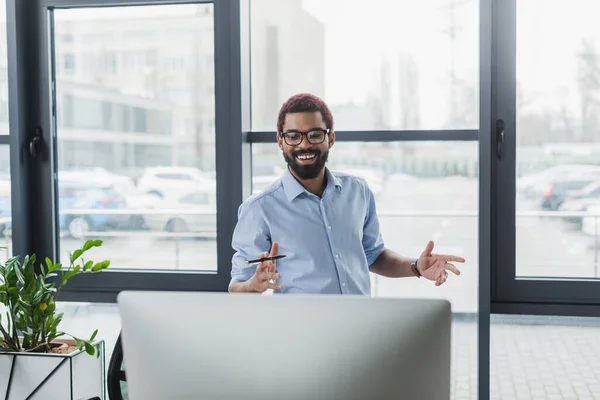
422;240;434;256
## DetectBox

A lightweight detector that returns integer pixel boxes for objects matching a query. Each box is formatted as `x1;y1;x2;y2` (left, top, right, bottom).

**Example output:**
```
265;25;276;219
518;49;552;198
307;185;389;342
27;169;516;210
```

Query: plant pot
0;339;105;400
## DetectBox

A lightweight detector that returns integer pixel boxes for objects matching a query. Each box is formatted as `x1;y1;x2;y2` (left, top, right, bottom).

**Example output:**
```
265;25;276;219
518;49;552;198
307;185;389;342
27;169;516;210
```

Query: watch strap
410;259;421;278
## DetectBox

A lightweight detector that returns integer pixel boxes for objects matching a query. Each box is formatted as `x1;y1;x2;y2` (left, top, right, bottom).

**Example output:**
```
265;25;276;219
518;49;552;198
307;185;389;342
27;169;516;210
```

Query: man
229;93;465;294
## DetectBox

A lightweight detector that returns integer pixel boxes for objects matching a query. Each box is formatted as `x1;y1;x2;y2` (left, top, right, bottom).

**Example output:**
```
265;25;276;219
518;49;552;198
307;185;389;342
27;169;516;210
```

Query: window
491;0;600;311
250;0;479;131
62;53;76;75
252;141;479;395
515;0;600;280
53;4;216;274
0;146;11;263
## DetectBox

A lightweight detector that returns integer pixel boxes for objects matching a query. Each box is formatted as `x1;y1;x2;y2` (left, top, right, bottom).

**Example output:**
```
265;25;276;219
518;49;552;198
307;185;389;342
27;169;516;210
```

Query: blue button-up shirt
229;167;385;295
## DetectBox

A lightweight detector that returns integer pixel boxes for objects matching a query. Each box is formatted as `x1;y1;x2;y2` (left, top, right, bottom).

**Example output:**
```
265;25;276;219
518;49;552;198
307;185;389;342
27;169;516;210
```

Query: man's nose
297;135;312;149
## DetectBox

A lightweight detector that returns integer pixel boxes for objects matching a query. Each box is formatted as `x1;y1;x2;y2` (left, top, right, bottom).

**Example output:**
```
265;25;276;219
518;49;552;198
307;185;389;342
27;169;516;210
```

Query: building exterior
0;1;325;179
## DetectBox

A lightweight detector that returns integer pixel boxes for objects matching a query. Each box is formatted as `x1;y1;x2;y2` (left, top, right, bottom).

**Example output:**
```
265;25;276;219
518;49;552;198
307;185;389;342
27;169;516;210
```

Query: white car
136;166;215;200
144;186;216;237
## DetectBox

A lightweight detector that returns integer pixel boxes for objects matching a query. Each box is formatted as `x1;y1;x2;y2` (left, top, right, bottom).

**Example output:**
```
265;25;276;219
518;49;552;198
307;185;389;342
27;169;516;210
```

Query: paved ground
57;302;600;400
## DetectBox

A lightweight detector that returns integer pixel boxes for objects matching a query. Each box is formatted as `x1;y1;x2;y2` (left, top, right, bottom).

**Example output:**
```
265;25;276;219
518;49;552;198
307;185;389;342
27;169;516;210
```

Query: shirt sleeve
362;185;385;266
229;200;271;287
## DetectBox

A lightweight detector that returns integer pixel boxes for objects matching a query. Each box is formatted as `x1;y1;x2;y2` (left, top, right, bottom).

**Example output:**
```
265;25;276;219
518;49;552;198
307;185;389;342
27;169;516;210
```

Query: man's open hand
417;240;465;286
247;241;283;293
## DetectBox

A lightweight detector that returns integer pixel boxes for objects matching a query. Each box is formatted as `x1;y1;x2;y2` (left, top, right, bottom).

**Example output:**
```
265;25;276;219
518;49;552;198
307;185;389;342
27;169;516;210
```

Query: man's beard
283;148;329;180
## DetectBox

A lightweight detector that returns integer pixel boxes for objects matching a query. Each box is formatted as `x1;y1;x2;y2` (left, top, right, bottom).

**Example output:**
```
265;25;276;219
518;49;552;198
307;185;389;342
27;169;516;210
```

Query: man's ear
276;134;284;150
329;131;335;148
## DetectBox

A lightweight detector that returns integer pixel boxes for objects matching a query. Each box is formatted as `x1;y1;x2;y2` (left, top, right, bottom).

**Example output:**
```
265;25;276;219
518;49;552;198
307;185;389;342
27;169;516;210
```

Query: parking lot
24;169;600;400
49;172;600;315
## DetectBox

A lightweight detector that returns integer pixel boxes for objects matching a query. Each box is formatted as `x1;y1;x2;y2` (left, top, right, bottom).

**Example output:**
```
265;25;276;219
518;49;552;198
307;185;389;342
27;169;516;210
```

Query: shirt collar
282;167;342;202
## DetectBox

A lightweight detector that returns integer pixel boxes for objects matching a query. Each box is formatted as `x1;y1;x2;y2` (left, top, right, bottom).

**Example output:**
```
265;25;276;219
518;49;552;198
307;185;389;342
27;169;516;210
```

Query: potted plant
0;239;110;400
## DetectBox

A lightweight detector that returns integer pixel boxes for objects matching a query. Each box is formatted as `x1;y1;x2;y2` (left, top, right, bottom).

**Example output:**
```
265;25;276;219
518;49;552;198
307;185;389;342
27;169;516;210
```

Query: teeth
297;154;316;160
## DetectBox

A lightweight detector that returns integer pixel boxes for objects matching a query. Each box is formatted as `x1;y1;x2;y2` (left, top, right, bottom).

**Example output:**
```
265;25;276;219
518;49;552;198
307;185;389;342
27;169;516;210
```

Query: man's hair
277;93;334;134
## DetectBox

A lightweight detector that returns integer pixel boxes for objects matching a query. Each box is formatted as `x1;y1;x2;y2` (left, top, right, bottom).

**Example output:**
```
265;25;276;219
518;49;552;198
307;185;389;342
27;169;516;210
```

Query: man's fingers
442;255;465;263
270;241;279;257
445;263;461;276
258;270;281;281
267;282;283;291
267;272;281;281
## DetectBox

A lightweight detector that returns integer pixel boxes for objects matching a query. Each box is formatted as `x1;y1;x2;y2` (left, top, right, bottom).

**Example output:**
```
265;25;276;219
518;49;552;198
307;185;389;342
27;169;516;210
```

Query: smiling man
228;93;465;294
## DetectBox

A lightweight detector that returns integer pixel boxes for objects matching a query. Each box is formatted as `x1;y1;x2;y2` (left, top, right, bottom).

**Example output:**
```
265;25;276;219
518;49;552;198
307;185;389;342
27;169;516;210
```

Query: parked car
0;180;127;239
144;185;216;237
59;181;128;238
518;164;600;197
136;166;214;200
559;181;600;227
541;178;599;210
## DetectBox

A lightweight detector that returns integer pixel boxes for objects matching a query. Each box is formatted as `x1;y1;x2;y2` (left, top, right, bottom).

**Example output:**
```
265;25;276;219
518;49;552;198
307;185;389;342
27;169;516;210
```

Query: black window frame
490;0;600;317
8;0;251;302
7;0;600;399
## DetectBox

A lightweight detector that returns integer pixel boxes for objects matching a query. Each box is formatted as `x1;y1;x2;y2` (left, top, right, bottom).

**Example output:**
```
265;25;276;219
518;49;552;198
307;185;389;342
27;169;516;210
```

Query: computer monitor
117;291;452;400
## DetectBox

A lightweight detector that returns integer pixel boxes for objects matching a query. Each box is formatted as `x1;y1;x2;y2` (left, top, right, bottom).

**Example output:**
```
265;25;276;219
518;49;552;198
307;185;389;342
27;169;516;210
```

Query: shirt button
327;225;332;230
335;254;340;259
342;283;346;287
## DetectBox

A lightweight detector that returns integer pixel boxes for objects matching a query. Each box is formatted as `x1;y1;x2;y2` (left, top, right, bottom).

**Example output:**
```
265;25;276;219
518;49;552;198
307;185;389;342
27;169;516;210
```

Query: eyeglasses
280;128;330;146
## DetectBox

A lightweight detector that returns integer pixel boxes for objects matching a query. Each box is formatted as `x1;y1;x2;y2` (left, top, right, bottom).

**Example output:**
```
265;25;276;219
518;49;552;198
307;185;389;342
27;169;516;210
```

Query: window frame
491;0;600;316
9;0;251;302
4;0;495;397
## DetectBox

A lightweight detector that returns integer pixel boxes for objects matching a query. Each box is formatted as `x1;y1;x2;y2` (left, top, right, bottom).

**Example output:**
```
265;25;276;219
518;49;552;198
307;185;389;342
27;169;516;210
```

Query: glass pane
0;1;8;135
252;141;478;398
516;0;600;279
491;315;600;399
250;0;479;131
0;146;10;263
53;5;217;272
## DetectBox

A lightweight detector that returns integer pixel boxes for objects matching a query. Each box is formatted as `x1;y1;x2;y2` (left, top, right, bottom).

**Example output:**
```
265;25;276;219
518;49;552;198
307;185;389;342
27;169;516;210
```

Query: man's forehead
283;111;325;130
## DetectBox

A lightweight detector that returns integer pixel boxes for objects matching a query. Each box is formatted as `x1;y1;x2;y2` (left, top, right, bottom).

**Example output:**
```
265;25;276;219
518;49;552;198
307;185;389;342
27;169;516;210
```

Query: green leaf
83;240;95;251
75;338;83;349
13;263;24;285
83;261;94;271
84;341;95;355
92;240;103;247
73;265;81;274
18;298;30;308
51;312;63;328
89;329;98;342
71;249;83;263
91;260;110;272
45;257;53;270
32;290;44;305
49;263;62;272
61;270;76;285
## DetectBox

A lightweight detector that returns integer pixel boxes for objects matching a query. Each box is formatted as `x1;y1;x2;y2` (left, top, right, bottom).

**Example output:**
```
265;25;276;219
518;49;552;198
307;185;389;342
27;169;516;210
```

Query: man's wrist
410;259;422;278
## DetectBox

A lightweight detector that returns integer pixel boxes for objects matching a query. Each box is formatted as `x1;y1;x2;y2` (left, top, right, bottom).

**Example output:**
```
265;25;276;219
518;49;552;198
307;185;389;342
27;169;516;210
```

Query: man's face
277;112;335;180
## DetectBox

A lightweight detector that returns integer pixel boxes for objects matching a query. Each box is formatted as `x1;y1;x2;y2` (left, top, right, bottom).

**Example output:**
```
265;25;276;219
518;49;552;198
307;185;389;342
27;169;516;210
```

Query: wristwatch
410;259;422;278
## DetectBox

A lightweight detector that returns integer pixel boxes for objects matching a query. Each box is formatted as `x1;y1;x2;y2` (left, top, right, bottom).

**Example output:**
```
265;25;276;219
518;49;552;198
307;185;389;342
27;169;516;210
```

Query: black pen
246;255;287;264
